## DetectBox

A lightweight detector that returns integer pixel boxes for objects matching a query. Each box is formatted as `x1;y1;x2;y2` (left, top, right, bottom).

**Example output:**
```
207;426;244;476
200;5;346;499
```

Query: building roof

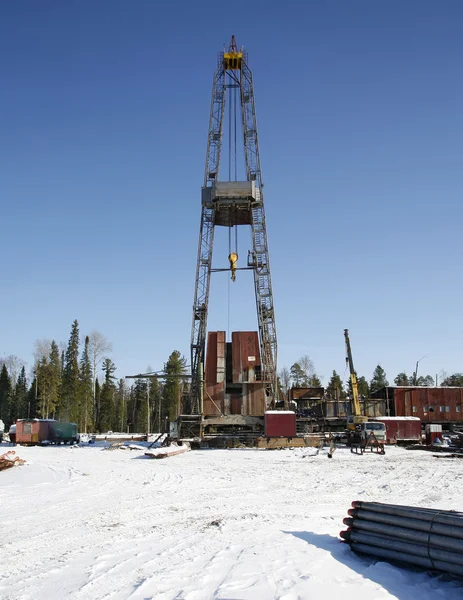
377;386;463;390
372;416;421;421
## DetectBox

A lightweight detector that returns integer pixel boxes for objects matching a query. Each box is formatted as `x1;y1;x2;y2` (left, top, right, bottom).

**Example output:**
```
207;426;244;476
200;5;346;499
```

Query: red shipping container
372;417;421;444
15;419;54;445
264;411;296;437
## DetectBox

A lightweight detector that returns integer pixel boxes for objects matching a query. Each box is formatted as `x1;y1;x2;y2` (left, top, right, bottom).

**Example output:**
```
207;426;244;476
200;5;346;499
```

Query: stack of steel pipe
340;501;463;578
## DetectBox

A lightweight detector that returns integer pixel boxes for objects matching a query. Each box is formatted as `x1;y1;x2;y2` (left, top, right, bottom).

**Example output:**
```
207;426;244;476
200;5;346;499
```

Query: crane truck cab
358;421;386;442
345;418;386;445
347;415;369;430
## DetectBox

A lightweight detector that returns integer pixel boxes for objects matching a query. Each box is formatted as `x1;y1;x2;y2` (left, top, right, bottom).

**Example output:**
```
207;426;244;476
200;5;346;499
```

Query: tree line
279;355;463;399
0;319;187;433
2;329;462;433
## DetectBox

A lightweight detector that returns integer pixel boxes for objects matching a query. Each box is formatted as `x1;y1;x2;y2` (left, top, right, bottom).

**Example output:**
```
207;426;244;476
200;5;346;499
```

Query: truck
14;419;79;445
51;422;80;445
350;421;386;454
344;329;369;433
344;329;386;454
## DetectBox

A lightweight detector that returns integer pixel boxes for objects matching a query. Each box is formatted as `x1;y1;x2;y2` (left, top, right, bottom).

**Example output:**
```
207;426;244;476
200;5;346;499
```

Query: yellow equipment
344;329;368;431
223;35;243;70
228;252;238;281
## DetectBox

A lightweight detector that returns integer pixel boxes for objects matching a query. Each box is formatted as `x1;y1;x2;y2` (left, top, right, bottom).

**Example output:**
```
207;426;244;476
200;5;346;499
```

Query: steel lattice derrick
240;56;277;400
240;60;262;187
250;202;277;398
190;205;215;413
204;62;226;185
189;37;278;415
190;61;226;413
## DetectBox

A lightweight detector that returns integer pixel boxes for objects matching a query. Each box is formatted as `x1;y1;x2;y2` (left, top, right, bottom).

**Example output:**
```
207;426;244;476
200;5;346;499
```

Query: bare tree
279;366;291;396
89;330;112;420
299;355;315;381
33;339;52;365
0;354;25;391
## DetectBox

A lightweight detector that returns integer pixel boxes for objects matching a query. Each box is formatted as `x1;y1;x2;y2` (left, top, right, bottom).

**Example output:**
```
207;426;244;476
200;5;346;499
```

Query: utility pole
413;355;427;385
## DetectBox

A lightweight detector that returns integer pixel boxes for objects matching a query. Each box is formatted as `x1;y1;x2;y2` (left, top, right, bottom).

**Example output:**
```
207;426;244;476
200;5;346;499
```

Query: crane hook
228;252;238;282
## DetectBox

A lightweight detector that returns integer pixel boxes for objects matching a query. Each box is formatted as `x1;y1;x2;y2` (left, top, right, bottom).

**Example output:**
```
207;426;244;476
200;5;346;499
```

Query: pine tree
128;378;148;433
37;340;61;419
307;374;322;387
61;320;80;422
95;378;101;427
417;375;434;387
394;372;410;386
114;378;129;433
48;341;61;414
346;375;369;399
36;355;48;417
27;377;40;419
98;358;117;432
357;376;370;398
299;355;315;385
0;364;12;424
79;336;93;432
0;355;22;393
89;331;112;423
149;378;163;433
370;365;389;394
326;371;344;400
290;363;305;387
441;373;463;387
11;366;28;422
163;351;187;420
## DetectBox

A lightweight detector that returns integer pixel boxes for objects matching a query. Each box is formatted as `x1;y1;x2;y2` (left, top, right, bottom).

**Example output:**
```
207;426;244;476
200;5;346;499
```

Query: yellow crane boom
344;329;368;430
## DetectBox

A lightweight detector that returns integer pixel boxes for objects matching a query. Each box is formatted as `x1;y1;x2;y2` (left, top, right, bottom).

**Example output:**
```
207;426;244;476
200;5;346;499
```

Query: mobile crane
344;328;368;431
344;329;386;453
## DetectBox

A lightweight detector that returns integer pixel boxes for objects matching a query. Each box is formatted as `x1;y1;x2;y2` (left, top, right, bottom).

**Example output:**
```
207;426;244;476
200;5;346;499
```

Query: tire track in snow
1;446;463;600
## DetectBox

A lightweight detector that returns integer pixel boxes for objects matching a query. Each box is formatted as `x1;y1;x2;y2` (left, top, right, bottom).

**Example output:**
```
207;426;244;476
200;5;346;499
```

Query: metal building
371;386;463;426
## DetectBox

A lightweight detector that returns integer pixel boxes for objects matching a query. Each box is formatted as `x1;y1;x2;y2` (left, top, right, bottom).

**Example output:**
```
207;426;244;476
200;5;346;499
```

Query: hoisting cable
234;82;237;181
227;218;232;339
228;80;232;181
227;270;231;340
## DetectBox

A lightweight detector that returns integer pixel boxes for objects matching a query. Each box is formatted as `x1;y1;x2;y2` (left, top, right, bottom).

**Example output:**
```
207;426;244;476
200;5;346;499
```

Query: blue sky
1;1;462;386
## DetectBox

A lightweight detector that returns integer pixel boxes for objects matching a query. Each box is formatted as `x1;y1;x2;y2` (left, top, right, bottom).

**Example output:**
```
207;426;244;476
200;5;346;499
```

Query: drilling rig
179;37;277;439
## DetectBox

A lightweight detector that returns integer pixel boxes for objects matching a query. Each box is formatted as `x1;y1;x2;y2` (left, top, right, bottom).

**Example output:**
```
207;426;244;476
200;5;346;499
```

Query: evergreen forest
1;322;462;433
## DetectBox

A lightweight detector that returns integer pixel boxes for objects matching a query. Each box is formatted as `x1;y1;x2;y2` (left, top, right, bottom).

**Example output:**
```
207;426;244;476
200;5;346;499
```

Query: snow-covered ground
1;442;462;600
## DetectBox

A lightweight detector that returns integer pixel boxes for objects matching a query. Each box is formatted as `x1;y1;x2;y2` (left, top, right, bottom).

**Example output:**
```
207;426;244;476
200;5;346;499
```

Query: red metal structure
372;417;421;444
264;411;296;438
371;387;463;424
14;419;79;445
202;330;267;435
15;419;54;445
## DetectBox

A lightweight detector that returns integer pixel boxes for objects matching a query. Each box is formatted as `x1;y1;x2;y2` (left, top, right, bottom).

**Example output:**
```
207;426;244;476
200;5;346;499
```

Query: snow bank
0;443;462;599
